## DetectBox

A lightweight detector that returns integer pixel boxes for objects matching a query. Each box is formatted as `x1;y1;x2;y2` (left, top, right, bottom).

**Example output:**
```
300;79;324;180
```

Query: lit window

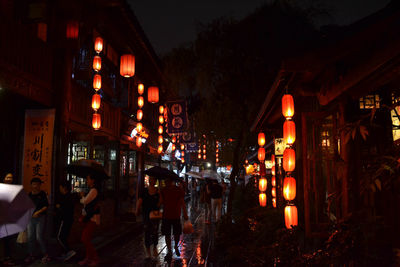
359;94;380;109
391;94;400;142
321;130;330;147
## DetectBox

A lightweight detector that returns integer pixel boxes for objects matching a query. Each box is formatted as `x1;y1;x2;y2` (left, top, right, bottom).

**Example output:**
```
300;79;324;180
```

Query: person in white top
78;175;100;267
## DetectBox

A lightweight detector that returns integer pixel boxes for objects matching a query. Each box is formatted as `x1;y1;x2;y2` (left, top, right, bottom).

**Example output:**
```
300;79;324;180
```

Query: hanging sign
274;138;285;156
166;100;187;134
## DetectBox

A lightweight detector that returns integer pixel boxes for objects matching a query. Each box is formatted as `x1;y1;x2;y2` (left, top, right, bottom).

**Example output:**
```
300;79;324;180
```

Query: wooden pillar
339;103;349;217
301;113;311;237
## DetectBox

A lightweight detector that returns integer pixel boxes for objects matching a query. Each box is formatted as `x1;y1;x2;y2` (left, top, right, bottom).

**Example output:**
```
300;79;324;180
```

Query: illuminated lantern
158;135;163;144
91;94;101;111
92;113;101;130
203;144;206;149
271;154;275;166
158;126;163;134
181;144;185;150
94;37;103;53
172;136;176;143
172;144;176;151
198;154;201;159
259;193;267;207
259;178;267;192
283;177;296;201
203;155;206;160
138;96;144;108
93;74;101;91
271;166;275;176
216;158;219;163
93;56;101;72
282;94;294;119
245;160;249;164
148;86;159;103
120;54;135;77
272;198;277;208
137;109;143;121
216;149;219;153
66;21;79;39
158;145;163;154
136;137;142;147
181;158;185;163
271;176;276;187
284;205;298;229
283;148;295;172
203;149;206;154
181;151;185;157
271;187;276;197
138;84;144;95
258;148;265;161
156;115;163;124
216;153;219;158
159;105;164;114
136;123;143;133
283;120;296;145
258;132;266;146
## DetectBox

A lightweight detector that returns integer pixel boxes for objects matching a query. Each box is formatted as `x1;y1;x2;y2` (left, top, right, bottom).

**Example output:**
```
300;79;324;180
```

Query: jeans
27;216;47;255
211;198;222;222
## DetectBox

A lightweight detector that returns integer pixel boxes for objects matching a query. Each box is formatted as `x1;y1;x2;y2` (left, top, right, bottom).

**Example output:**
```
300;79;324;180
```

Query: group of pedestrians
199;179;225;224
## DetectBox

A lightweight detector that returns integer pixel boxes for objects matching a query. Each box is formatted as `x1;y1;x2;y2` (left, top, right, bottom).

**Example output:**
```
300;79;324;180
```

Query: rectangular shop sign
166;100;188;134
22;109;55;195
274;138;285;156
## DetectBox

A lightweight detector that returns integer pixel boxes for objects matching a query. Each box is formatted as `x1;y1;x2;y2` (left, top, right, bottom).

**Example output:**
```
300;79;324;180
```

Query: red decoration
148;86;159;103
259;178;267;192
138;96;144;108
93;56;101;72
93;74;101;91
271;176;276;187
92;113;101;130
159;105;164;114
94;37;103;53
271;166;276;176
138;84;144;95
158;126;163;134
136;123;143;133
136;137;142;148
91;94;101;111
282;94;294;119
159;115;164;124
158;145;163;154
259;193;267;207
284;205;298;229
258;132;265;146
271;187;276;197
283;148;296;172
158;135;163;144
120;54;135;77
283;177;296;201
258;147;265;161
66;21;79;39
272;198;277;208
283;120;296;145
271;154;275;166
137;109;143;121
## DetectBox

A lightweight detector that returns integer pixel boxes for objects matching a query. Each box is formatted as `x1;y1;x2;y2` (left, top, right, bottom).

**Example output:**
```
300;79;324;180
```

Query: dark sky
128;0;391;55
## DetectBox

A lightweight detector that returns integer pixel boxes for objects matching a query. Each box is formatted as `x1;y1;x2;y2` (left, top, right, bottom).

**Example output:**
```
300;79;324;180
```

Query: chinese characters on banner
22;109;55;194
274;138;285;156
166;100;188;134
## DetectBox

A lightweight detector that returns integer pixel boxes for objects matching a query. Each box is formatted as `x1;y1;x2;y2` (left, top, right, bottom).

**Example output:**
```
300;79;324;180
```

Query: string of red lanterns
158;104;164;154
257;132;267;207
135;84;144;147
92;36;103;130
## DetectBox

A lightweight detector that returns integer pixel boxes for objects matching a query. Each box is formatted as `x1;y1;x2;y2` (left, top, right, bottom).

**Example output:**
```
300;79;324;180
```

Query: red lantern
258;132;266;146
148;86;159;103
283;148;295;172
271;166;276;176
198;154;201;159
91;94;101;111
136;137;142;147
159;115;164;124
137;109;143;121
158;145;163;154
158;135;163;144
258;147;265;161
181;151;185;157
272;198;277;208
92;113;101;130
93;56;101;72
159;105;164;114
203;149;206;154
120;54;135;77
181;144;185;150
172;136;176;143
138;84;144;95
216;158;219;163
158;126;163;134
282;94;294;119
271;176;276;187
283;177;296;201
94;37;103;53
138;96;144;108
93;74;101;91
259;178;267;192
271;187;276;197
172;144;176;151
271;154;275;166
136;123;143;133
283;120;296;145
203;155;206;160
66;21;79;39
259;193;267;207
284;205;298;229
181;158;185;163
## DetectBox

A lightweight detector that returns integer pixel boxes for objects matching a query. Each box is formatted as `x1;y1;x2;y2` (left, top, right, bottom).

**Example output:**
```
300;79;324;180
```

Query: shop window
67;142;89;192
128;151;136;176
359;94;380;109
391;94;400;143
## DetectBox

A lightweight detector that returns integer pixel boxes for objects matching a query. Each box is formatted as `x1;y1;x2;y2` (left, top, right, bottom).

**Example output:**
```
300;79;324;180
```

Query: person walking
78;175;100;267
1;173;16;266
25;178;50;264
207;179;223;223
135;176;160;260
201;181;212;224
160;177;188;259
56;180;76;261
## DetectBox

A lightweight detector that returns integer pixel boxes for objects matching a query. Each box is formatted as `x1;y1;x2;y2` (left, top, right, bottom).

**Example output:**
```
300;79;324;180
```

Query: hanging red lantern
216;158;219;163
282;94;294;119
182;158;185;163
92;113;101;130
271;166;276;176
172;144;176;151
93;74;101;91
91;94;101;111
258;132;266;146
136;123;143;133
158;135;163;144
271;154;275;166
272;198;277;208
284;205;298;229
138;84;144;95
137;109;143;121
94;37;103;53
159;105;164;114
148;86;159;103
259;178;267;192
181;144;185;150
259;193;267;207
271;187;276;197
172;136;176;143
283;148;296;172
198;154;201;159
120;54;135;77
216;153;219;158
203;149;206;154
66;21;79;39
258;147;265;161
159;115;164;124
203;155;206;160
93;56;101;72
138;96;144;108
271;176;276;187
136;137;142;148
283;177;296;201
283;120;296;145
158;145;163;154
158;126;163;134
181;151;185;157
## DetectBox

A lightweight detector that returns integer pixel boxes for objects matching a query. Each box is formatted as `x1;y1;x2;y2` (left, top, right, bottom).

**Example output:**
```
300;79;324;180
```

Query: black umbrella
66;159;110;180
144;166;181;181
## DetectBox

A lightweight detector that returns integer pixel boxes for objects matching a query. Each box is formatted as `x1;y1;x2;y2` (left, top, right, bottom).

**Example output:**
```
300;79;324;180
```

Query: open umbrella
185;171;203;179
144;166;181;181
201;170;223;182
66;159;110;180
0;184;35;238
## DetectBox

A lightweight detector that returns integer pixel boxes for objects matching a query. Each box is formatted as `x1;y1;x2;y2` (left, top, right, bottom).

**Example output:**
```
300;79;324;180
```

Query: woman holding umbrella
135;176;160;260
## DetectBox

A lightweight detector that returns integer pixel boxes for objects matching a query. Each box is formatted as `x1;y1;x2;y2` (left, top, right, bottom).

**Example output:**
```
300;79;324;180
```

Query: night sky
128;0;391;55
